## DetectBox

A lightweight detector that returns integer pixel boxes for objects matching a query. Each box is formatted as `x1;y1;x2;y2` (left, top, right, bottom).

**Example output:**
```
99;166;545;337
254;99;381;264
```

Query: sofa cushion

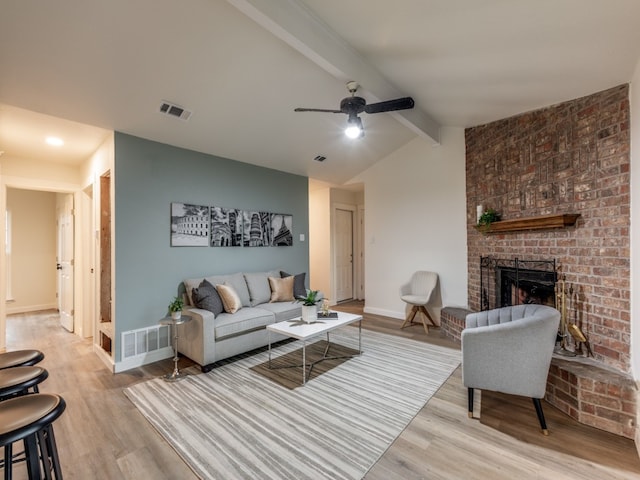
258;301;302;323
216;284;243;314
244;270;280;306
183;276;206;306
268;276;294;302
214;307;275;340
210;273;251;307
191;279;224;316
280;271;306;299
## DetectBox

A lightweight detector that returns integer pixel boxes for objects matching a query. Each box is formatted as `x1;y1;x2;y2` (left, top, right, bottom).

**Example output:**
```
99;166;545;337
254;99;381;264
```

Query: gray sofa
178;270;306;372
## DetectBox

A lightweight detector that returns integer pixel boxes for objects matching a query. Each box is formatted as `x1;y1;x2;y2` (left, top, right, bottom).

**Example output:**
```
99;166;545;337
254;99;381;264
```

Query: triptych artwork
170;202;293;247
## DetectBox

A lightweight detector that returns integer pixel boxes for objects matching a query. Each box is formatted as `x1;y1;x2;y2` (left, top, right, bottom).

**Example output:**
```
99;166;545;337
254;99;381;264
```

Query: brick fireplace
463;84;637;438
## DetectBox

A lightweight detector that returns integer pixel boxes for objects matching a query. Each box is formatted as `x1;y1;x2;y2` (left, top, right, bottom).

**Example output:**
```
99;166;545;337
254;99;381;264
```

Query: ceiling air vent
158;101;192;121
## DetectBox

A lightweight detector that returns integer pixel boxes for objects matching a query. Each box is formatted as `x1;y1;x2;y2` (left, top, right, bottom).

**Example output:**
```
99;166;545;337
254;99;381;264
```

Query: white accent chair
400;271;440;334
461;304;560;434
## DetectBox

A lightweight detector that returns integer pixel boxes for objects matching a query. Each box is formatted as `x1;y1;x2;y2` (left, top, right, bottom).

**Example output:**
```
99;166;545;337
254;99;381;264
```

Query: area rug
124;328;460;480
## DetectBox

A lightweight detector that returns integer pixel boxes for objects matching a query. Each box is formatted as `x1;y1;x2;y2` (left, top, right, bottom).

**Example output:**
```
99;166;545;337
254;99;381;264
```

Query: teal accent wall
113;133;309;362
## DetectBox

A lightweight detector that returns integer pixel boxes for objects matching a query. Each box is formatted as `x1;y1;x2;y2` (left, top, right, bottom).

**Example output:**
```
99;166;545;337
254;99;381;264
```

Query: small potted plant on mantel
168;296;184;321
296;290;321;323
477;207;501;233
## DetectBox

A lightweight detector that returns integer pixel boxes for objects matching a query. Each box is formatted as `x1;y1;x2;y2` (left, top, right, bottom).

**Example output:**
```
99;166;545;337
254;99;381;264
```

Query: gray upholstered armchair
461;304;560;434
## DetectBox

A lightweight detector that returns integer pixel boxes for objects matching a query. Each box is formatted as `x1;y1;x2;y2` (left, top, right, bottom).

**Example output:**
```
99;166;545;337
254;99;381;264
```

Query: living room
1;1;640;478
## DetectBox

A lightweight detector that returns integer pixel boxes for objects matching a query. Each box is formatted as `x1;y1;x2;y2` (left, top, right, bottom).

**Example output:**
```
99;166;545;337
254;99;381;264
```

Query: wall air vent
158;101;192;121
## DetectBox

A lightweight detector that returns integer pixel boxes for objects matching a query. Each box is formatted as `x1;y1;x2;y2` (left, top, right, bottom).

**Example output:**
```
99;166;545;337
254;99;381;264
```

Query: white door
335;209;354;302
57;194;74;332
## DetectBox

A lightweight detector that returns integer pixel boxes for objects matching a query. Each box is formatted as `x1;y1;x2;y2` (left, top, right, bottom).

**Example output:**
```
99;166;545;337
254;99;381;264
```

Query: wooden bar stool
0;394;66;480
0;367;48;400
0;351;44;370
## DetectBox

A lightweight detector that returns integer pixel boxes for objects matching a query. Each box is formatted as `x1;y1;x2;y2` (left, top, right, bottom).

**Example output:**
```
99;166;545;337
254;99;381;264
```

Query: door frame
0;173;85;350
331;203;358;305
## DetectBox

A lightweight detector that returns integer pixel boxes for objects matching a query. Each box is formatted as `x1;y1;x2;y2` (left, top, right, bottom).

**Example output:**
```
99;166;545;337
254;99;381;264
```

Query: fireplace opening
480;257;557;310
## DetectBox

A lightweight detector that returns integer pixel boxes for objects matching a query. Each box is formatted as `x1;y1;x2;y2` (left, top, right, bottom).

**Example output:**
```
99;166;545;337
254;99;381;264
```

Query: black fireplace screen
480;257;557;311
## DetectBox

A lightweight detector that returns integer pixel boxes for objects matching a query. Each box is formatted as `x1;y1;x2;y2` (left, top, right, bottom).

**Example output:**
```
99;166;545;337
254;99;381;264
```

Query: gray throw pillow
280;271;306;299
192;279;224;316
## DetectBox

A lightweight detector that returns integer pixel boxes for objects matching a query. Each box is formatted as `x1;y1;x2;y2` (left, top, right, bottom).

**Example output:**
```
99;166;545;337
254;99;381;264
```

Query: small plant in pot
168;296;184;320
296;290;321;323
477;207;501;233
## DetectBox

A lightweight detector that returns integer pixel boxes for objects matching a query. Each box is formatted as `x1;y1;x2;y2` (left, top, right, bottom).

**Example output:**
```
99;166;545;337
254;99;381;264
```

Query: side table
159;315;192;382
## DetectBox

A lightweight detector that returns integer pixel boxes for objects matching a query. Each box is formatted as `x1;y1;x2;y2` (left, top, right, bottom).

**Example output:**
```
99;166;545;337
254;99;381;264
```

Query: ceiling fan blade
294;108;343;113
364;97;414;114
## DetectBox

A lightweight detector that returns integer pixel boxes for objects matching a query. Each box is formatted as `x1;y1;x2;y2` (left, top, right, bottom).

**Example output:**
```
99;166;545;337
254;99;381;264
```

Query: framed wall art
210;206;242;247
271;213;293;246
170;203;210;246
242;211;271;247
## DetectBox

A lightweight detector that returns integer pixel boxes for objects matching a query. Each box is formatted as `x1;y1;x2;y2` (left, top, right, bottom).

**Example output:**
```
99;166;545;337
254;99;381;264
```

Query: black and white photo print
210;206;242;247
171;203;210;246
270;213;293;246
242;211;271;246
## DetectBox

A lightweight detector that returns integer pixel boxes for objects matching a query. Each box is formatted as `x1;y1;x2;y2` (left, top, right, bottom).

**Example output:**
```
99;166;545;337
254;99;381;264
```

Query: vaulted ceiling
1;0;640;185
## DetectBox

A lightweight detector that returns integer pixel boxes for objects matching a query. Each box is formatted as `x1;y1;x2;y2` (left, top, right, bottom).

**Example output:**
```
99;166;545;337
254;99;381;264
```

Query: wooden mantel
474;213;580;233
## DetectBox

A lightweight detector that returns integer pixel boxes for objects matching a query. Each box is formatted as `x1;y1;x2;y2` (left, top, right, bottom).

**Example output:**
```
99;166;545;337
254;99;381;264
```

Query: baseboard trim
114;346;174;373
6;304;58;315
363;306;404;320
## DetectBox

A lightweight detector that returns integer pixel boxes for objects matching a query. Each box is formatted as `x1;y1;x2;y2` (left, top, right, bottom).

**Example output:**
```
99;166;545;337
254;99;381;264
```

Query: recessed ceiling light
46;136;64;147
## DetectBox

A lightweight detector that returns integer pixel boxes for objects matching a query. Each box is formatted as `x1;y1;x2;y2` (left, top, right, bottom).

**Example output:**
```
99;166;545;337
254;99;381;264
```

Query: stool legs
23;434;41;480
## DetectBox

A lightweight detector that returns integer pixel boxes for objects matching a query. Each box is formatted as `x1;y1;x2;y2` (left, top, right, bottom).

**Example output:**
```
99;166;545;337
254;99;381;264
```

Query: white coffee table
266;311;363;385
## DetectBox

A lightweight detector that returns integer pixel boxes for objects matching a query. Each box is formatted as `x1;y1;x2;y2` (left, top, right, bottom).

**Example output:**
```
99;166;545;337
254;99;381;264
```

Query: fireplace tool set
555;274;592;357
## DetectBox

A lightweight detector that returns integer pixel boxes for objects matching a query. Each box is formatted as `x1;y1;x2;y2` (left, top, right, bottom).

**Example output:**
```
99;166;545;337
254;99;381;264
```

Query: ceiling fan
294;81;415;139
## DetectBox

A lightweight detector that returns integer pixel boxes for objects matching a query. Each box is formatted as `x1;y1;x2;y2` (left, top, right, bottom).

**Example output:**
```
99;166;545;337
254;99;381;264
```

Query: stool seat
0;394;65;444
0;366;48;398
0;394;66;479
0;350;44;370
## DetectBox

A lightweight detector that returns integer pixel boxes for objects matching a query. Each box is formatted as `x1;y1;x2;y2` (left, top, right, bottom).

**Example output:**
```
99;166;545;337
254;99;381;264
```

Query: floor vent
121;324;171;361
158;101;192;121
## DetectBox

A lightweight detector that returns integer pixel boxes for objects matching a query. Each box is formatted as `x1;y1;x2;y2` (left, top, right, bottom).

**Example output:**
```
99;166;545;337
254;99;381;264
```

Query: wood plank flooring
5;305;640;479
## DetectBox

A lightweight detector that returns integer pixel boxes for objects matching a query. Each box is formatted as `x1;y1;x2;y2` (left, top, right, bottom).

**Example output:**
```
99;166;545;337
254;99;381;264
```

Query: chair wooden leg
418;306;438;333
401;306;419;329
532;398;549;435
468;388;474;418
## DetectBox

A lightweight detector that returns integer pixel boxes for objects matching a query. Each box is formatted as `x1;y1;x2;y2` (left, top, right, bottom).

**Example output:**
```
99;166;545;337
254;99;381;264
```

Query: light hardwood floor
5;305;640;479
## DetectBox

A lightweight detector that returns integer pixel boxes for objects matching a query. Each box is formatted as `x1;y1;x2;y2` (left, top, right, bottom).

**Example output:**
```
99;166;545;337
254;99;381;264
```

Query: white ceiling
1;0;639;185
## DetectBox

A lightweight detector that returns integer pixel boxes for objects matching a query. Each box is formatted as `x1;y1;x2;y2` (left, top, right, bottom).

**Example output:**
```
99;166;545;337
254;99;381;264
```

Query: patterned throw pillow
216;283;242;314
280;271;306;299
191;279;224;316
268;276;295;302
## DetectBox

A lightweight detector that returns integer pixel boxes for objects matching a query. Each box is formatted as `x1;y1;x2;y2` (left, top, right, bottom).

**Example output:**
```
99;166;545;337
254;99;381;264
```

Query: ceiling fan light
345;116;364;139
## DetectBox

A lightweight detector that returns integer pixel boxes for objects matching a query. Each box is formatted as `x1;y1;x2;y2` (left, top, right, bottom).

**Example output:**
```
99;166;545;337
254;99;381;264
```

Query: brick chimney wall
465;84;630;372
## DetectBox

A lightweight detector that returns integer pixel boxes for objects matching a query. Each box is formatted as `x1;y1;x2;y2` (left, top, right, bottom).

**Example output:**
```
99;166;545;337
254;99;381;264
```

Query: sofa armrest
179;307;217;367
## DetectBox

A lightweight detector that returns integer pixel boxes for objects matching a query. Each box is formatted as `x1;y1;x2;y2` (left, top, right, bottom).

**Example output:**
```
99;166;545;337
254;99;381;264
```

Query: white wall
309;186;331;296
6;188;57;313
630;58;640;382
352;127;468;320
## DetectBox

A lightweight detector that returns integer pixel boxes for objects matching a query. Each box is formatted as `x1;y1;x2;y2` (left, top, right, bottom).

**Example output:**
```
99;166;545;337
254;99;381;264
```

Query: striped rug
124;328;460;480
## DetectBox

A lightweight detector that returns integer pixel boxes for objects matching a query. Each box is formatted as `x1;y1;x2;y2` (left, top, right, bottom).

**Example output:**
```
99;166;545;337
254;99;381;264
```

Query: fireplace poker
556;275;575;357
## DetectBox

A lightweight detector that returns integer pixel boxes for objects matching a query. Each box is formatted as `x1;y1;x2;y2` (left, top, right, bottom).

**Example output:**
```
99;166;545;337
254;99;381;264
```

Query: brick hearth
462;84;637;439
